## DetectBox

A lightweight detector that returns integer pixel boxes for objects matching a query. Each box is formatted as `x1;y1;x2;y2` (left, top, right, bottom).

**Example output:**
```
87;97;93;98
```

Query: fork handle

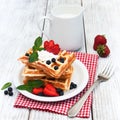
67;79;101;118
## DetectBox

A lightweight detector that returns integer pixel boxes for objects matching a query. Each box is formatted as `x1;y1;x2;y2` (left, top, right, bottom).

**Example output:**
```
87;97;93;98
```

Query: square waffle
22;65;73;91
19;50;76;78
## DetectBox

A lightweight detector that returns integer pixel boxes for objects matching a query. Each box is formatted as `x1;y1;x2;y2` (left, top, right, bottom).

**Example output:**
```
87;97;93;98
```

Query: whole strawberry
97;44;110;57
93;35;107;50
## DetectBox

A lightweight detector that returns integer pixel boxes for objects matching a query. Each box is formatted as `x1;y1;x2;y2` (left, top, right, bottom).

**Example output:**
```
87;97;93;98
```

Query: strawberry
97;44;110;57
44;41;49;49
93;35;107;50
44;40;60;54
43;84;59;97
32;87;43;95
52;44;60;55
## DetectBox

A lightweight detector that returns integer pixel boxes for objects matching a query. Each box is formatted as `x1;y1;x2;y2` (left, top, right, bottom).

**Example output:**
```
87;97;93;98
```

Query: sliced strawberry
93;35;107;50
49;40;54;47
43;84;59;96
97;44;110;57
43;87;59;96
45;84;56;92
52;44;60;55
44;41;49;49
32;87;43;95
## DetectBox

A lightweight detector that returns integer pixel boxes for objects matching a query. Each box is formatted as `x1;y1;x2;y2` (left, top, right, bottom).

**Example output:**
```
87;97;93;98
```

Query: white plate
14;59;89;102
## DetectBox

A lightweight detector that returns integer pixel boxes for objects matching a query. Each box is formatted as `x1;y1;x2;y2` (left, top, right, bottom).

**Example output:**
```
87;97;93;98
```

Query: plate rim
14;59;89;102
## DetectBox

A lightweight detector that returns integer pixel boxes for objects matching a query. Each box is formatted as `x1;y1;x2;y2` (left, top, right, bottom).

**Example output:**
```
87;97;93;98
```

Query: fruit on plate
93;34;110;57
32;87;43;95
43;84;59;97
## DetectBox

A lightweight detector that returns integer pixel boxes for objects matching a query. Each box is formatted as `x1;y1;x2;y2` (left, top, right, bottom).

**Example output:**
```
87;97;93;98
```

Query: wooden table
0;0;120;120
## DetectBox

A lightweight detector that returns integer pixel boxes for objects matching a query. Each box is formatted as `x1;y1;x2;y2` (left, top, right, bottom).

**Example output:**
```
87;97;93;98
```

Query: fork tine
101;59;114;78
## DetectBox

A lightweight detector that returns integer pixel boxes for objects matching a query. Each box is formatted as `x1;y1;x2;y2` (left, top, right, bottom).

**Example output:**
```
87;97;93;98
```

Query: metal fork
68;60;114;118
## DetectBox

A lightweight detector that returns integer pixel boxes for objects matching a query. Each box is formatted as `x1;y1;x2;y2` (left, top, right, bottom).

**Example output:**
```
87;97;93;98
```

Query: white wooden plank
0;0;47;120
29;110;92;120
83;0;120;119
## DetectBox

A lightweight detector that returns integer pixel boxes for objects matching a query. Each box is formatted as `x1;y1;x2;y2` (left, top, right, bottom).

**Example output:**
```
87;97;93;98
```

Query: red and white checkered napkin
14;52;98;118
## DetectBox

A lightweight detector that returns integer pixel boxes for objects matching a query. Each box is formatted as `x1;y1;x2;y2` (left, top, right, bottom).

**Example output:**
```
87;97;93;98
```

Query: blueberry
25;53;29;56
56;88;64;96
72;83;77;88
56;88;62;93
38;92;44;96
54;66;58;70
51;58;56;62
4;90;8;95
59;91;64;96
70;82;77;90
46;60;51;65
9;91;13;96
59;58;65;63
8;87;13;92
70;84;74;90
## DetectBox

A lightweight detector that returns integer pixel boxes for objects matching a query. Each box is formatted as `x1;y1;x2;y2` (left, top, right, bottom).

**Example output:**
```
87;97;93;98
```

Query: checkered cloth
14;52;98;118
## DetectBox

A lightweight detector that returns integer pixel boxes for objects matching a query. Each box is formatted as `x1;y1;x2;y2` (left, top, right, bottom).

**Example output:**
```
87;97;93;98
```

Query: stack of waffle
19;50;76;90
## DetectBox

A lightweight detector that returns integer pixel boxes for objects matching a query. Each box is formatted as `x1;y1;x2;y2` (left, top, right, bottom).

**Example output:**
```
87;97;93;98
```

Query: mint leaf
16;80;44;93
28;36;44;63
38;47;44;51
1;82;12;90
27;80;44;88
17;85;33;92
29;52;38;62
34;36;42;48
32;46;38;52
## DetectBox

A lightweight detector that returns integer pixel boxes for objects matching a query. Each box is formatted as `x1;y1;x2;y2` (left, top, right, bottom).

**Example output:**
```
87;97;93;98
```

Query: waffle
22;65;73;79
19;50;76;78
22;65;73;91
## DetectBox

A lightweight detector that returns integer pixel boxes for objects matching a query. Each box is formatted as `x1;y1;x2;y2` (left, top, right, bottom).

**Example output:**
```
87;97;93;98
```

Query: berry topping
51;58;56;62
59;58;65;63
4;90;8;95
44;40;60;55
54;66;58;70
46;60;51;65
25;53;29;56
